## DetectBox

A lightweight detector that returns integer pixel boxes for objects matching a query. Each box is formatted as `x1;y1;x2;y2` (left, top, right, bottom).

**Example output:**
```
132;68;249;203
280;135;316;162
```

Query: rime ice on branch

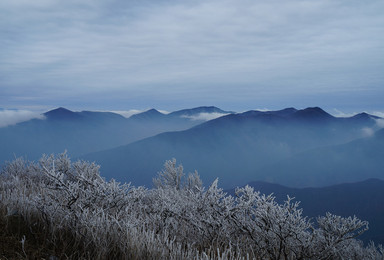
0;154;382;259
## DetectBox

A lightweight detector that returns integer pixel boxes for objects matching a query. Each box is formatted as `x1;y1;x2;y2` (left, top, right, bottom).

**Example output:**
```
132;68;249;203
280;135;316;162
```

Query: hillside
260;128;384;187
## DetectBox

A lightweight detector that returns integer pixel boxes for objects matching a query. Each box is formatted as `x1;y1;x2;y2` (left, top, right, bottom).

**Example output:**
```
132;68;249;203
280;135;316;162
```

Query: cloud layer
0;109;45;127
1;0;383;111
112;110;144;118
182;112;229;121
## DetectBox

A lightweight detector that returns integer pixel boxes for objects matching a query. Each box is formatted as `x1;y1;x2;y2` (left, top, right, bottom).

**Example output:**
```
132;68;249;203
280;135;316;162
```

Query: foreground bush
0;153;383;259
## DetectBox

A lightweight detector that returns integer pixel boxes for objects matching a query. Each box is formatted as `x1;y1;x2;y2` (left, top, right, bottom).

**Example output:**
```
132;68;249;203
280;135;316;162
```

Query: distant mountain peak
129;108;165;120
279;107;298;113
292;107;334;120
357;112;370;116
268;107;298;117
46;107;72;113
44;107;80;120
352;112;380;120
144;108;162;114
302;107;328;114
239;107;298;118
169;106;232;117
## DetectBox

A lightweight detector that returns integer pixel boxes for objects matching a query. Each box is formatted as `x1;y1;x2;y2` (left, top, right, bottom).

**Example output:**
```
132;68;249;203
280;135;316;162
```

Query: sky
1;0;383;114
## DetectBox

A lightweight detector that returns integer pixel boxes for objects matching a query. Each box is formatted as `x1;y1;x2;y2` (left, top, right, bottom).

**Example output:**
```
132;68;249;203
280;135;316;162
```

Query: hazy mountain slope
129;108;168;121
226;179;384;245
0;108;134;162
82;107;381;188
0;106;230;165
259;128;384;187
128;106;233;132
168;106;233;117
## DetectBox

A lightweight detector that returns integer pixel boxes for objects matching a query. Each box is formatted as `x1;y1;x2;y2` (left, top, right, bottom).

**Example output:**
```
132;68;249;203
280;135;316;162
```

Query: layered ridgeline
82;107;384;188
260;128;384;187
1;106;383;188
0;106;232;164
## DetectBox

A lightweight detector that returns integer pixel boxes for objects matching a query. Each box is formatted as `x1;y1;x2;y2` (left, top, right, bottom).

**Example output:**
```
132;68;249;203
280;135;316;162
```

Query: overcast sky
1;0;383;113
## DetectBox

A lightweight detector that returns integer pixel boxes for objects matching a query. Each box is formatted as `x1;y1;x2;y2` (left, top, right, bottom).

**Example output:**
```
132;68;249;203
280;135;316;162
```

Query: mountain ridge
258;127;384;187
81;107;383;188
0;106;233;165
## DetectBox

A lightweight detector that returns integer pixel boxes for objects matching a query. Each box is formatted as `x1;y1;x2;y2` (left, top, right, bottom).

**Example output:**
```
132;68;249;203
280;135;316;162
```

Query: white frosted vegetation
0;153;383;259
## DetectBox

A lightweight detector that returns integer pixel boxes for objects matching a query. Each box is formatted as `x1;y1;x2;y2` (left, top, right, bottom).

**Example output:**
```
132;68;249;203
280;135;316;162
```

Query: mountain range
0;106;231;164
82;107;383;188
260;128;384;187
1;106;383;189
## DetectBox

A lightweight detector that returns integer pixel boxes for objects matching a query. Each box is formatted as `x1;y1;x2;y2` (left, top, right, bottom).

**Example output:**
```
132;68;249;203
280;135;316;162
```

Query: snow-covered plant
0;153;383;259
153;158;203;192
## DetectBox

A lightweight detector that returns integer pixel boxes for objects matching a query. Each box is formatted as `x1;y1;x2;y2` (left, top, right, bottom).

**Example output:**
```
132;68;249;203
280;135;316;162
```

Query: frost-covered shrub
0;154;383;259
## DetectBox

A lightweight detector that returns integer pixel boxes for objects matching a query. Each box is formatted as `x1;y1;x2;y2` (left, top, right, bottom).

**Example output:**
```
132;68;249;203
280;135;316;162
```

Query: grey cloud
0;0;383;109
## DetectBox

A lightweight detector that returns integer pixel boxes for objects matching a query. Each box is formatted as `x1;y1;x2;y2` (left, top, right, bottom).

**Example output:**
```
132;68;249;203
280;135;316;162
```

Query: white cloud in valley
182;112;229;121
375;118;384;128
0;109;45;127
331;109;358;118
361;127;374;137
112;110;145;118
